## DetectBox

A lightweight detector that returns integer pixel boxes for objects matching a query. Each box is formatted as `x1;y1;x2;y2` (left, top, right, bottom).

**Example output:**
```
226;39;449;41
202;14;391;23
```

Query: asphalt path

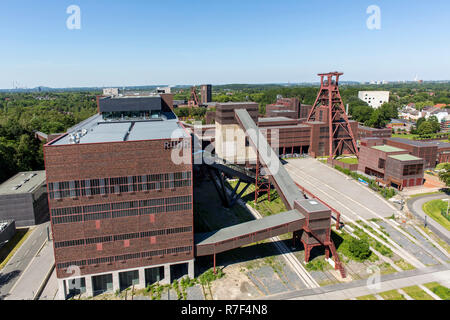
0;222;50;299
407;194;450;244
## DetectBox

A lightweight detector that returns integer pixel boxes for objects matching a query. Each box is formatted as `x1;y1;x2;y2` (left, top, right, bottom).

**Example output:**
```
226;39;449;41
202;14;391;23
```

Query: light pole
443;199;449;218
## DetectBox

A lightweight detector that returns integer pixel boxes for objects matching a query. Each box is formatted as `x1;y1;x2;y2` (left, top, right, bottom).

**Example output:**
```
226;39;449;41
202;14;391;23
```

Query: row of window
51;196;192;225
48;172;192;200
54;226;193;249
56;246;193;270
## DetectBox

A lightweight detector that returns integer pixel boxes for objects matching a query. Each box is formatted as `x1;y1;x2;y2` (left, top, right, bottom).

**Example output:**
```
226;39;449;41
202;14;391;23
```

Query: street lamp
443;199;450;218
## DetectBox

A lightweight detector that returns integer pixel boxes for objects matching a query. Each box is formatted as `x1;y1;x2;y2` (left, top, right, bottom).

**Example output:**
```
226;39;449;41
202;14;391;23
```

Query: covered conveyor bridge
193;107;345;277
195;210;305;256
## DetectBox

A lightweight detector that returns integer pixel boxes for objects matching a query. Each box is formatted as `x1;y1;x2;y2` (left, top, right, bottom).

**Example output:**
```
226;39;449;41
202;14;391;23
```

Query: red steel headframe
307;72;359;159
188;86;200;107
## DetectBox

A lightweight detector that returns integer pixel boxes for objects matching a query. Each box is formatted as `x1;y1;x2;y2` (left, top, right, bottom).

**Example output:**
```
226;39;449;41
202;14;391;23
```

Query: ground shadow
195;238;307;276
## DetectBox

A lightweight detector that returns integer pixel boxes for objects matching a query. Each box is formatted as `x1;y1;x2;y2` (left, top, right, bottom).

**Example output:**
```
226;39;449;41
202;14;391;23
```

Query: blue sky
0;0;449;88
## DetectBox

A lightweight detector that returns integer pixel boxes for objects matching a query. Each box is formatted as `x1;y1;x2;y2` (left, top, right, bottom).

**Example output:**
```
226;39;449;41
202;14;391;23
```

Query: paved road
6;240;54;300
262;264;450;300
285;158;399;220
0;222;50;299
407;194;450;244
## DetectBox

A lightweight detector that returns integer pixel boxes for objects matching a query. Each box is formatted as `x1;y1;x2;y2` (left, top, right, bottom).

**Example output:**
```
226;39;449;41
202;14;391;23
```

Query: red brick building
45;95;194;299
357;125;392;140
384;138;438;169
265;97;312;121
358;138;425;189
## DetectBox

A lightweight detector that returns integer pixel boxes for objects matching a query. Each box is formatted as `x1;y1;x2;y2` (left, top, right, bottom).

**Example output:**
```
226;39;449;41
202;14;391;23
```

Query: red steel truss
188;86;200;107
254;159;271;204
307;72;359;159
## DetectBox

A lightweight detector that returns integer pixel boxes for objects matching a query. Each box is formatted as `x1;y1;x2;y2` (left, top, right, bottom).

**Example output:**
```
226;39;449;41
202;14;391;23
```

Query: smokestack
346;104;349;114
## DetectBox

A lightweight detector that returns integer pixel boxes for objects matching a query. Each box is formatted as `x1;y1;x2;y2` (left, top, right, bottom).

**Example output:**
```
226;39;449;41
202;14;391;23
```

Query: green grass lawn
422;199;450;231
226;180;287;217
408;191;445;199
0;228;32;270
423;282;450;300
394;259;415;271
336;157;359;164
379;289;406;300
356;294;377;300
402;285;434;300
392;134;418;140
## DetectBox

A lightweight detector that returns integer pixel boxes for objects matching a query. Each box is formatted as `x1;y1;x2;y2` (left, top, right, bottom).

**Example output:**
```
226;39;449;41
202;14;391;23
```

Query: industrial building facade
0;171;48;227
44;96;194;298
358;138;425;189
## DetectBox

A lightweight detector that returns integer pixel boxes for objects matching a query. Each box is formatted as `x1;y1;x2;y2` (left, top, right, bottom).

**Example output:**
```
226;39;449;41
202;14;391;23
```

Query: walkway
0;222;50;299
262;264;450;300
407;194;450;244
5;239;54;300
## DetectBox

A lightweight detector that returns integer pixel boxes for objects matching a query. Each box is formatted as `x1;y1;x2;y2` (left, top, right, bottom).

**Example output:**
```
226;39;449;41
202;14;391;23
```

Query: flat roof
388;154;423;161
0;171;46;195
264;124;310;130
371;145;406;153
358;125;391;131
195;210;304;246
258;117;293;122
387;137;437;147
49;113;189;146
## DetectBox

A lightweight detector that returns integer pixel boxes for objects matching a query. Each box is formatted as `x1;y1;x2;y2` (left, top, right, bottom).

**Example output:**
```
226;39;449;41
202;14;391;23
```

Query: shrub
348;238;372;260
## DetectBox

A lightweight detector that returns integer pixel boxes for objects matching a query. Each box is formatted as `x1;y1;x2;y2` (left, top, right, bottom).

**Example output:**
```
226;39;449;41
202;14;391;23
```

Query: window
378;158;386;169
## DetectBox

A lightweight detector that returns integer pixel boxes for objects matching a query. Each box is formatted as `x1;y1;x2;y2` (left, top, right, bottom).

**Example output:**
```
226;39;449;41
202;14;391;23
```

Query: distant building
387;119;414;133
0;171;48;227
200;85;212;105
358;91;390;109
441;115;450;133
0;220;16;247
358;125;392;140
399;106;421;121
265;96;312;120
102;88;120;96
156;86;171;94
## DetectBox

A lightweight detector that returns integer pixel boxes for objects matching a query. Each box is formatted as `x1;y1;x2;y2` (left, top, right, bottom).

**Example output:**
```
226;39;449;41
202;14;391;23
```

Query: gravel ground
404;225;449;263
186;285;204;300
378;221;439;266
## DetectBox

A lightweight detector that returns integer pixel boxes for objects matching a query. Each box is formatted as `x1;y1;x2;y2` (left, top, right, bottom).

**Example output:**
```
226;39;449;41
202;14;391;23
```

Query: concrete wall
0;220;16;245
0;193;37;227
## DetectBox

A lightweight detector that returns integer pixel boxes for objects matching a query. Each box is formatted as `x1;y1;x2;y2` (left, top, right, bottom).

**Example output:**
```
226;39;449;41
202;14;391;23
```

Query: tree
418;121;435;136
438;163;450;187
348;238;371;260
428;115;441;133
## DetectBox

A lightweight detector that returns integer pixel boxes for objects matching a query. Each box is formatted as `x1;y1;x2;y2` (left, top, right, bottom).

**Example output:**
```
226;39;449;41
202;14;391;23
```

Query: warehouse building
0;171;48;227
44;95;194;299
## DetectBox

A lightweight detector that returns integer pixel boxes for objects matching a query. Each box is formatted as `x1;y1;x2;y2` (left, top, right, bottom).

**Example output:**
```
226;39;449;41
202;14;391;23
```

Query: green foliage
0;92;97;183
306;258;327;271
333;165;397;199
198;268;224;285
348;237;371;260
364;102;400;128
438;163;450;187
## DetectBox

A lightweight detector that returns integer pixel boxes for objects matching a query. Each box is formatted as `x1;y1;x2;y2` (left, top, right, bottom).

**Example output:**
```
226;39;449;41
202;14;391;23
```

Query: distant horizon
2;78;450;92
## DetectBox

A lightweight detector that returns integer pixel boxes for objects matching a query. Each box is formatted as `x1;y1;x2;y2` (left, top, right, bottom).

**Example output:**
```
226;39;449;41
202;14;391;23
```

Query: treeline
0;92;98;183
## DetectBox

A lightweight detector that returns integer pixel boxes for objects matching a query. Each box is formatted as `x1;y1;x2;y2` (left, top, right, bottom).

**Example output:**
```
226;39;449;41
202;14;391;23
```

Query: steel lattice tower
307;72;359;158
